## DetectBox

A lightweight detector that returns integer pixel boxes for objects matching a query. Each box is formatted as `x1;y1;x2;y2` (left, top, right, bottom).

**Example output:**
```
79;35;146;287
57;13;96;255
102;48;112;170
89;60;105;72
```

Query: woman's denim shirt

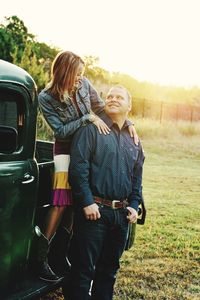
38;77;105;141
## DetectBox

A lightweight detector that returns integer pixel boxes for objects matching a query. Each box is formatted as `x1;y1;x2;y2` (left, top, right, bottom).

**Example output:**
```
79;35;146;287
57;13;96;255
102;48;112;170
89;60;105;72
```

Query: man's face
105;87;131;116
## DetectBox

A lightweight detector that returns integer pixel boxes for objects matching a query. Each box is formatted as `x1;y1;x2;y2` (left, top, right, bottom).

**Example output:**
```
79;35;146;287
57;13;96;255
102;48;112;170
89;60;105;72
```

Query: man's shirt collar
101;113;130;131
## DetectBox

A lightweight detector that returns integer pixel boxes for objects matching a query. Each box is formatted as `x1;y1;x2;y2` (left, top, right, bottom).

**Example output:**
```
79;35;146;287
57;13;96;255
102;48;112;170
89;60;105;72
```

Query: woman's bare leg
43;206;66;240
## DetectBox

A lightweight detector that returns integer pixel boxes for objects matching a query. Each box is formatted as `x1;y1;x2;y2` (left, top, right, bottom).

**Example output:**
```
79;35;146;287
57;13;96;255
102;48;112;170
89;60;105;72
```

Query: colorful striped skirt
51;140;73;206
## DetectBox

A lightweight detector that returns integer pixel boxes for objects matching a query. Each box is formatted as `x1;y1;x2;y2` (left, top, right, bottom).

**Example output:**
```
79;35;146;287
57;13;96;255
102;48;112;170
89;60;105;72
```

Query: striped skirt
52;141;73;206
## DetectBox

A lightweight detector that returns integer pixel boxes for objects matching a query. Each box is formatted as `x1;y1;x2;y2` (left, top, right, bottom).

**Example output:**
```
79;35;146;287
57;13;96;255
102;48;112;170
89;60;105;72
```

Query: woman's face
74;63;85;88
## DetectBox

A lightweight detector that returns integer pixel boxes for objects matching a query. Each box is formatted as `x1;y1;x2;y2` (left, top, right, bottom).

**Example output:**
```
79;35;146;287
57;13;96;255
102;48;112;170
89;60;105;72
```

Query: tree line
1;16;200;107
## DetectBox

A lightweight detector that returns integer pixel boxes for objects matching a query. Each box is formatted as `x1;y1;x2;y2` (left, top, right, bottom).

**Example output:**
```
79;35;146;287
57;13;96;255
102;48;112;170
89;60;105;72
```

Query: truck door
0;79;38;289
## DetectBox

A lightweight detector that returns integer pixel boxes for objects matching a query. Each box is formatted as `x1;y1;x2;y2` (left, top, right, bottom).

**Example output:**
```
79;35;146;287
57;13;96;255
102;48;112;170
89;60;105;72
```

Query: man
63;85;145;300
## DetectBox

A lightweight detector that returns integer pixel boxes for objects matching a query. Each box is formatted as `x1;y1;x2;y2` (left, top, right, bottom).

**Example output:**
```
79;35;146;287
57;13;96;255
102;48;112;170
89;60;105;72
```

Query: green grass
134;117;200;140
114;121;200;300
41;119;200;300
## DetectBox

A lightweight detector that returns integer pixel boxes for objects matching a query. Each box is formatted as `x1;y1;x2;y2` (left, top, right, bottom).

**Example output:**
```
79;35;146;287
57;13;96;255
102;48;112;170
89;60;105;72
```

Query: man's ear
128;103;132;112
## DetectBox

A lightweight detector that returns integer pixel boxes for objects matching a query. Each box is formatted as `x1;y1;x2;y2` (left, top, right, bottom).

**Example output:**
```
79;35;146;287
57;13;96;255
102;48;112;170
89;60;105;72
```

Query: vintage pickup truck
0;59;146;300
0;59;65;299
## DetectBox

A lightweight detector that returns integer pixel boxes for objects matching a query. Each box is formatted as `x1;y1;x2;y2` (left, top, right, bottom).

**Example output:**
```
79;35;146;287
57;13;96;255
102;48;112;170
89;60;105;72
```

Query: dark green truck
0;59;65;299
0;60;146;300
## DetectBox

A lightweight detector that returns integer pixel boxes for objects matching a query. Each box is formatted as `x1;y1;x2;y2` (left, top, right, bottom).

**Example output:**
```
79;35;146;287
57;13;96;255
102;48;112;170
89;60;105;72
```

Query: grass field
114;119;200;300
41;119;200;300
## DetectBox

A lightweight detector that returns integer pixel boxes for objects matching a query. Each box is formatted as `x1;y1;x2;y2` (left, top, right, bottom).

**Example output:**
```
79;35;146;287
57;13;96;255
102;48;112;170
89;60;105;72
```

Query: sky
1;0;200;88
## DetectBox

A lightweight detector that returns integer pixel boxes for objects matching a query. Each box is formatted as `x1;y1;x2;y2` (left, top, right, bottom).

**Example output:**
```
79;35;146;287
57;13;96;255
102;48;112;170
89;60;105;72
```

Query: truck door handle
22;173;35;184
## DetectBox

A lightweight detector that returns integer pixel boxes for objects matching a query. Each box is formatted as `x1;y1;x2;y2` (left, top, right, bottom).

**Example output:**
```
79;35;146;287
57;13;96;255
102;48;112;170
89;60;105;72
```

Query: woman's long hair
47;51;84;100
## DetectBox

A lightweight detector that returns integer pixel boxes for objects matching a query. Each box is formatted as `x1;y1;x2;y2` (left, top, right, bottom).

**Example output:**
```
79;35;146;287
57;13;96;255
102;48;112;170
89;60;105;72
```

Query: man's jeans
63;205;129;300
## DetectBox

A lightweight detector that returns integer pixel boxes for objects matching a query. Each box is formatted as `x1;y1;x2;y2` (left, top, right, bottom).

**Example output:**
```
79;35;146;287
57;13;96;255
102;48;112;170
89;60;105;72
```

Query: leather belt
94;196;128;209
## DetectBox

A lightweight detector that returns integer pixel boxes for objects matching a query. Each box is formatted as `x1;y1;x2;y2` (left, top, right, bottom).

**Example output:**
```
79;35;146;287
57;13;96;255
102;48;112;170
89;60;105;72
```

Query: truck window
0;88;25;152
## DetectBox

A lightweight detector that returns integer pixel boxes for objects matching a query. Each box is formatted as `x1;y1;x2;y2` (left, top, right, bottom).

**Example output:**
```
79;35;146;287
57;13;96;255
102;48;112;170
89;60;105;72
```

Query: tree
0;16;60;90
84;55;109;83
0;16;58;66
0;16;35;63
34;42;59;61
0;26;14;61
12;43;50;91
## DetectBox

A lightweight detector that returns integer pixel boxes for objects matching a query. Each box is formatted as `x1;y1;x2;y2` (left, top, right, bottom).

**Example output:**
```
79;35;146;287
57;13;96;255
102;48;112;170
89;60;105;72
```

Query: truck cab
0;60;64;299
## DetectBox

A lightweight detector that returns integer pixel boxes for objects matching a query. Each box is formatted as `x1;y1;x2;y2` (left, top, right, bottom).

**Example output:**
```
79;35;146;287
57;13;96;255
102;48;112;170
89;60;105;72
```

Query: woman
37;50;138;281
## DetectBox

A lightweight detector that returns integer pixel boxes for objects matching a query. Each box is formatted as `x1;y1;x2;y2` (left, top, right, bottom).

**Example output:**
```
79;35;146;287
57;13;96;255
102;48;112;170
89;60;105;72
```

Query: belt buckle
112;200;120;209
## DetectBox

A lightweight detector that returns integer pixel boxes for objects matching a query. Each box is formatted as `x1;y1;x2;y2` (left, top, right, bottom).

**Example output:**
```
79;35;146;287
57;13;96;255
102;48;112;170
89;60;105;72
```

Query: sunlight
1;0;200;87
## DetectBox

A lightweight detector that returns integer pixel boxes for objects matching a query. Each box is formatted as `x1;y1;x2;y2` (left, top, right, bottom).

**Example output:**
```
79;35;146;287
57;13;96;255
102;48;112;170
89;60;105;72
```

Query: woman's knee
52;205;66;215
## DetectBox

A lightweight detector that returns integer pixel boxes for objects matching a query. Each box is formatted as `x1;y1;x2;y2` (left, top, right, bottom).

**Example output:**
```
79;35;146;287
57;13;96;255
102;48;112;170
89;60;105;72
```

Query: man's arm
69;125;94;208
126;145;144;223
69;125;101;220
128;144;145;211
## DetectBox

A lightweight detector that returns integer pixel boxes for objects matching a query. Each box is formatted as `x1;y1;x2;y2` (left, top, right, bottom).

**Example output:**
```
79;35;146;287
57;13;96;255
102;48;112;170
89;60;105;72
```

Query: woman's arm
86;78;105;116
127;123;139;145
39;95;91;139
89;114;111;135
85;78;110;134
